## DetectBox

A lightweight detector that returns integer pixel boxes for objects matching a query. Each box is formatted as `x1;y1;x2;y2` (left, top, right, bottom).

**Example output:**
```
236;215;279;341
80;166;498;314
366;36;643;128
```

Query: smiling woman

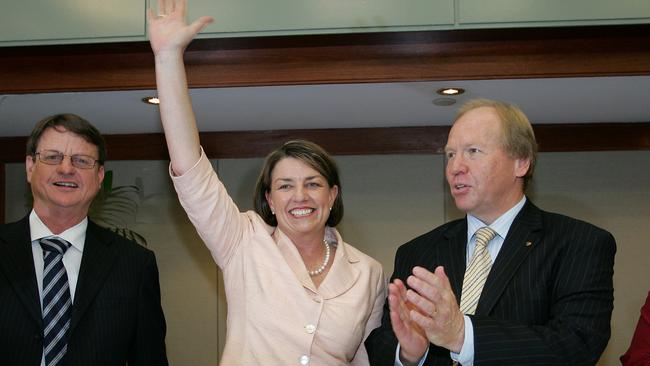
149;1;386;364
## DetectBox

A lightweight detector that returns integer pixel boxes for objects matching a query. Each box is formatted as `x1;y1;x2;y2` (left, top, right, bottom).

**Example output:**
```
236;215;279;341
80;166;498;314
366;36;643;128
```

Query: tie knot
474;227;497;249
39;237;71;255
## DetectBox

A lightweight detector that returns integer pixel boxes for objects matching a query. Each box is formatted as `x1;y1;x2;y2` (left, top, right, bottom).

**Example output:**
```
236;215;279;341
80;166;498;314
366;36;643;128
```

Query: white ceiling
0;75;649;137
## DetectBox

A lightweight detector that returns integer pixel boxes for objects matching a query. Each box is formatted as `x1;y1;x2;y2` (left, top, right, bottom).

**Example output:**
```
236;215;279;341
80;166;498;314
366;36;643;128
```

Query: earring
271;210;275;215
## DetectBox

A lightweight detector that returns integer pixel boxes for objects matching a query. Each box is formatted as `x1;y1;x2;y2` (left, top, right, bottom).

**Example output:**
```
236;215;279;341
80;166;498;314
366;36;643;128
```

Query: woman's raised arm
148;0;213;175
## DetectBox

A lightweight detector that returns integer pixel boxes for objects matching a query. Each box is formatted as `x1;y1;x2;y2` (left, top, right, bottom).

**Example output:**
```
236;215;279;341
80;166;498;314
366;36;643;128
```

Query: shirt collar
29;210;87;252
467;196;526;240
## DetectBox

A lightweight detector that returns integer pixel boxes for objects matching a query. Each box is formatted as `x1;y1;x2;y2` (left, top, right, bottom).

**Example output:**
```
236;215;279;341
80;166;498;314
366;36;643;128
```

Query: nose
293;185;307;201
447;154;467;176
56;156;76;174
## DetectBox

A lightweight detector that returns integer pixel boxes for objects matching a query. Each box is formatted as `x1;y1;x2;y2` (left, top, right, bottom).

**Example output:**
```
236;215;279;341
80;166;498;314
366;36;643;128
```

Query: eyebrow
41;149;95;156
273;175;321;183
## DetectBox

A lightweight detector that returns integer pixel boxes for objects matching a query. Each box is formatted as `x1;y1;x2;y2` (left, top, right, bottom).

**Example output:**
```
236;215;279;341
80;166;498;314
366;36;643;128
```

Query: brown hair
26;113;106;165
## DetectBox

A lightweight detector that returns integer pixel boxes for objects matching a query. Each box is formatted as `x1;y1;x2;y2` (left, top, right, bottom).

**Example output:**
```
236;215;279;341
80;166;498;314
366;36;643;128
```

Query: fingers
405;288;436;317
409;304;436;330
388;281;409;323
388;282;411;338
389;280;429;361
433;266;451;286
157;0;168;16
400;266;466;351
413;266;437;282
406;267;439;303
155;0;181;17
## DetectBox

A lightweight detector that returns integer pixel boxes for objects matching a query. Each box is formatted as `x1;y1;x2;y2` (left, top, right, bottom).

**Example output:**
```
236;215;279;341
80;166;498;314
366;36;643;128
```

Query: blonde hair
455;99;537;189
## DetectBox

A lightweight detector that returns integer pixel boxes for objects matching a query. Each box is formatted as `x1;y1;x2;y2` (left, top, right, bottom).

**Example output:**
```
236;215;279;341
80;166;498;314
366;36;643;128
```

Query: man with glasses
0;114;168;366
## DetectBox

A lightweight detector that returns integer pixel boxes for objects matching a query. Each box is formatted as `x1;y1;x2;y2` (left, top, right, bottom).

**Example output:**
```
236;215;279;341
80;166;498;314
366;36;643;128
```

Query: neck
286;230;327;253
34;206;87;235
477;192;525;225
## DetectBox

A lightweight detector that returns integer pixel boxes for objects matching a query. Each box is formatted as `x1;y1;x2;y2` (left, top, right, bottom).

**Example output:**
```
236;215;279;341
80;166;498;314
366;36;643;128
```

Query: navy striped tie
40;237;72;366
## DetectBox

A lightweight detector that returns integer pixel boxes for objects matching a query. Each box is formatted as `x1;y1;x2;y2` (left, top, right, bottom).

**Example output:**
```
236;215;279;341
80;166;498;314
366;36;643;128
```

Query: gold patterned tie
460;227;497;315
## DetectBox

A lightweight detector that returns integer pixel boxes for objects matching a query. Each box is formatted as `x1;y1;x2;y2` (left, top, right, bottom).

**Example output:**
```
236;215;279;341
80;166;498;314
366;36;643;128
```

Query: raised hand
405;266;465;353
388;279;429;364
148;0;212;174
147;0;213;56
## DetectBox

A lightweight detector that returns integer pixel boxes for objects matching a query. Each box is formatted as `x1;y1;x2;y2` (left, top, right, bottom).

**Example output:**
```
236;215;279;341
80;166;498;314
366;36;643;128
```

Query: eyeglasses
35;150;99;169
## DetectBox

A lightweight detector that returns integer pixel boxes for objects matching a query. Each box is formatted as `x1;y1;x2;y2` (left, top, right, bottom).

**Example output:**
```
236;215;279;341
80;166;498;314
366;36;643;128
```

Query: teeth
290;208;314;217
54;182;78;188
455;184;466;189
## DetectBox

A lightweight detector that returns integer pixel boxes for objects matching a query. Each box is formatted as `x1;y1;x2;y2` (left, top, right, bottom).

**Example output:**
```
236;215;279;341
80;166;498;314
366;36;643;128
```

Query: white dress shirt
29;210;87;366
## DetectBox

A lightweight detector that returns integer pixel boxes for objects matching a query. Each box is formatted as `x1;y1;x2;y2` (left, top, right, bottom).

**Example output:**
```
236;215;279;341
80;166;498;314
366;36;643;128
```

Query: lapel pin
525;241;533;247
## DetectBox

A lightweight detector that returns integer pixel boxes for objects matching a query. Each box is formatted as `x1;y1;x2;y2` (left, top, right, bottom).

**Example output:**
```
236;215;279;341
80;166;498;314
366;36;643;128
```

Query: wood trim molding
1;123;647;163
2;24;650;93
2;123;647;220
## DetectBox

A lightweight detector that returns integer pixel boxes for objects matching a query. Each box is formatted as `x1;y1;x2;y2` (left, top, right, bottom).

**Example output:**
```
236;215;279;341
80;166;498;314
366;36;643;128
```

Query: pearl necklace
308;239;331;277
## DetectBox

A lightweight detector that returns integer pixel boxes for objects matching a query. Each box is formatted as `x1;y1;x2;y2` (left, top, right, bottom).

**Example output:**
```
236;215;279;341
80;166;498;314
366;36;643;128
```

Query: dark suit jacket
0;216;168;366
366;200;616;366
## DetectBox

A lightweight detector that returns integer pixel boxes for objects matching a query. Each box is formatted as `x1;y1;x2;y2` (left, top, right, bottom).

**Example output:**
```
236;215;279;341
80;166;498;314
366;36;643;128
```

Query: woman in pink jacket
148;1;386;364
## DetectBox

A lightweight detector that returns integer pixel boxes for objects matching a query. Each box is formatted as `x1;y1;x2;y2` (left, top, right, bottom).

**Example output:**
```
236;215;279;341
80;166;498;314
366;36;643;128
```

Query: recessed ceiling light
436;88;465;96
142;96;160;105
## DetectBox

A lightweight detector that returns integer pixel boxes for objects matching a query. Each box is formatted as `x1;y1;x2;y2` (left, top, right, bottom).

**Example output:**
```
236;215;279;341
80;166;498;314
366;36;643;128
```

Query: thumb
189;16;214;35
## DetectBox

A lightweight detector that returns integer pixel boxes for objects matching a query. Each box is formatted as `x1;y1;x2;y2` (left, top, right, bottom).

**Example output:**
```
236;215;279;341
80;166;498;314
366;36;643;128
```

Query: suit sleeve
128;251;168;366
472;224;616;365
171;149;251;270
365;246;405;366
352;264;387;366
365;242;452;366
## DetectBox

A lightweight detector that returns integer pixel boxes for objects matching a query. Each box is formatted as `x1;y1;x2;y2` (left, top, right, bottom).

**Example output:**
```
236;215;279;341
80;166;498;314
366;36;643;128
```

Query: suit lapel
69;221;120;333
476;201;543;315
0;216;43;327
442;220;468;301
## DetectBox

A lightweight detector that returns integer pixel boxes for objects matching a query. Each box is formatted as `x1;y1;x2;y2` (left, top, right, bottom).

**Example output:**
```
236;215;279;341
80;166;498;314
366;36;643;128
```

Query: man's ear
26;155;35;183
515;158;531;178
97;165;105;187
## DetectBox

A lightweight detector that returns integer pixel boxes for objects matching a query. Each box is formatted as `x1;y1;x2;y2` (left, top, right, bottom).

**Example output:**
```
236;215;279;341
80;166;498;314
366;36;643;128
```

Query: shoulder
526;204;616;252
340;240;383;271
0;218;25;234
88;220;155;258
537;207;613;238
0;216;31;244
398;218;465;254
